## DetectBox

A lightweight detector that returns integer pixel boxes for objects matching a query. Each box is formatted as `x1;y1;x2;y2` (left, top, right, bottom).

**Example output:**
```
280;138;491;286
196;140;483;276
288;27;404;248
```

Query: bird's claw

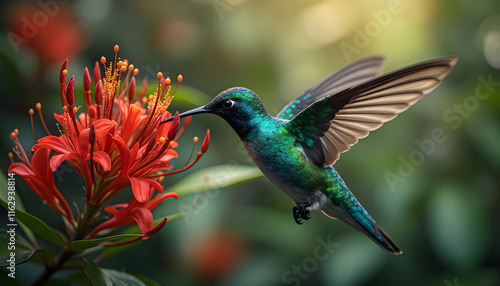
293;202;312;225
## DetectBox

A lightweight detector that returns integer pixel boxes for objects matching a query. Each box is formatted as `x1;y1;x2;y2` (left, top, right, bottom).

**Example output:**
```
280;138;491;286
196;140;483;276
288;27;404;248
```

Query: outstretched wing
284;56;459;167
277;56;385;120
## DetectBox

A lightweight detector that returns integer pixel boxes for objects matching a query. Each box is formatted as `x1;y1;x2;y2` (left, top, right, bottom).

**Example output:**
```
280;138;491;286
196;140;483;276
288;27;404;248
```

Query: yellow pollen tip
123;59;129;65
73;107;78;113
63;106;68;112
114;45;119;52
158;176;165;183
36;102;42;110
157;72;163;80
159;137;166;144
128;64;134;71
63;69;68;77
169;141;175;148
120;66;127;73
134;68;139;76
100;56;106;65
10;132;17;139
29;109;34;116
14;129;19;135
165;78;171;86
141;97;148;104
193;136;199;144
177;74;183;83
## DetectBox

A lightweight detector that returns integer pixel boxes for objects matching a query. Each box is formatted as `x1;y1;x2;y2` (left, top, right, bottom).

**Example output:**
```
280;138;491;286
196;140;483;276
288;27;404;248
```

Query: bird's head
161;87;270;138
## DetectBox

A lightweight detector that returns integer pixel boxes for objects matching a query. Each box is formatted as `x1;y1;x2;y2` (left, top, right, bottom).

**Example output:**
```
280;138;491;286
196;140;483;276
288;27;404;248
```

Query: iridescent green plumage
161;56;458;255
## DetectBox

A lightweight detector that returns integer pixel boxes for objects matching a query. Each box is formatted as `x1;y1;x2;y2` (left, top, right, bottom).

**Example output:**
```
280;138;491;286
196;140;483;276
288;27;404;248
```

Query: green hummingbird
161;56;458;255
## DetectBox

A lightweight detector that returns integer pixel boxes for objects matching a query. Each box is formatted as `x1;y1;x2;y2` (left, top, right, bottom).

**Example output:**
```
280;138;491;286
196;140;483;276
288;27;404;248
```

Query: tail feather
321;204;402;255
348;213;402;255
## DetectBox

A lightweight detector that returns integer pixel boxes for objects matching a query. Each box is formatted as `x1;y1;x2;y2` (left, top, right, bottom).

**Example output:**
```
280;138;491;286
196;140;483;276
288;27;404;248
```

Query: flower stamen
36;103;51;135
29;108;36;143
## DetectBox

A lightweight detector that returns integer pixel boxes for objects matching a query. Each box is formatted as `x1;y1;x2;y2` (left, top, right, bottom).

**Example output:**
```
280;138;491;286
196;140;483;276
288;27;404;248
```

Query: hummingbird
161;56;458;255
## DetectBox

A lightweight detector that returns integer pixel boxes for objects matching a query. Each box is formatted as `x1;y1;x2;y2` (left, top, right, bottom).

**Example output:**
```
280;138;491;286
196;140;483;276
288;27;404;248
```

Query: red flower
5;4;86;64
90;191;178;239
8;147;74;224
32;119;115;195
8;45;210;243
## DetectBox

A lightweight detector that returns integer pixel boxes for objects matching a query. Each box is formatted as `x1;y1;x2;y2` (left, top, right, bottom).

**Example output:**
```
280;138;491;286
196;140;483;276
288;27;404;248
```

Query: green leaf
0;269;22;285
0;171;36;244
168;164;263;197
83;259;147;286
0;229;33;266
71;234;142;251
29;247;55;265
82;259;105;286
100;269;147;286
0;198;65;247
131;273;161;286
0;249;36;266
0;229;56;266
63;272;93;285
99;212;185;261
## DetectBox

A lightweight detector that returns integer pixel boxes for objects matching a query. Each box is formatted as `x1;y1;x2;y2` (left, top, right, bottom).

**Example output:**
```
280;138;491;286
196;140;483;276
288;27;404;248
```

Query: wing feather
284;56;458;166
277;56;385;120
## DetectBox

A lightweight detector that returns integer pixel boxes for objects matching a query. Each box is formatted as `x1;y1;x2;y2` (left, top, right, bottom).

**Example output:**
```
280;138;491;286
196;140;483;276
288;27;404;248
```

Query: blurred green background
1;0;499;285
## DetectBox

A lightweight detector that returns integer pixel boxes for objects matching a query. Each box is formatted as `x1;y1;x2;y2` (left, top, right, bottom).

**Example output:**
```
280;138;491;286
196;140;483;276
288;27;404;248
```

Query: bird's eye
222;100;235;109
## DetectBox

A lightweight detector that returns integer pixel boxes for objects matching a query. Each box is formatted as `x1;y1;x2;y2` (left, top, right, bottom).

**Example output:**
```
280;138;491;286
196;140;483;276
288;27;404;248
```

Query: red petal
142;178;164;193
8;163;34;177
112;136;131;175
31;148;54;186
50;153;80;172
143;218;167;236
129;207;153;234
32;135;71;154
92;151;111;171
78;128;90;156
92;119;118;140
146;192;178;210
130;177;150;203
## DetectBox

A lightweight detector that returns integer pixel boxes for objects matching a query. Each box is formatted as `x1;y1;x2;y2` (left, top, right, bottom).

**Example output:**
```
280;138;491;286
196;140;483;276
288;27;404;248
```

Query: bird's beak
160;106;210;124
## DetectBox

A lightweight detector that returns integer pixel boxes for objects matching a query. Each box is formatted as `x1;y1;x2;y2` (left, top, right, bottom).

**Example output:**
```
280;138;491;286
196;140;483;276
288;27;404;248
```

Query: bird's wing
284;56;458;167
277;56;386;120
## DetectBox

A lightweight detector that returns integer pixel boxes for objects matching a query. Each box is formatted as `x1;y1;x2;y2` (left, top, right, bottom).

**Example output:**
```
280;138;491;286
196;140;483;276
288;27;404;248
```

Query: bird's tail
322;201;402;255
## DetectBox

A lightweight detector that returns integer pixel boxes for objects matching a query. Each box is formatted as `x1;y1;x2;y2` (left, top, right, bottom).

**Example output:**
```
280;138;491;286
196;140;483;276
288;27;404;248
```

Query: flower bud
93;61;101;86
60;59;68;84
201;129;210;153
94;80;103;105
129;77;136;102
66;75;75;106
167;112;180;141
89;123;96;145
83;67;91;92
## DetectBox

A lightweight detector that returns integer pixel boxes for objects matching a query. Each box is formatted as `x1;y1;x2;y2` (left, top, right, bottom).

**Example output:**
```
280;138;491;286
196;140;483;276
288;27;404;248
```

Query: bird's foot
293;202;312;225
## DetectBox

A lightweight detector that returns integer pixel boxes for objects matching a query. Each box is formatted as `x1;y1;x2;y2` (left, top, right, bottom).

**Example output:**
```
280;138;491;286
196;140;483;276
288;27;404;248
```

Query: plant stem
74;202;100;240
31;202;101;285
31;248;74;286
